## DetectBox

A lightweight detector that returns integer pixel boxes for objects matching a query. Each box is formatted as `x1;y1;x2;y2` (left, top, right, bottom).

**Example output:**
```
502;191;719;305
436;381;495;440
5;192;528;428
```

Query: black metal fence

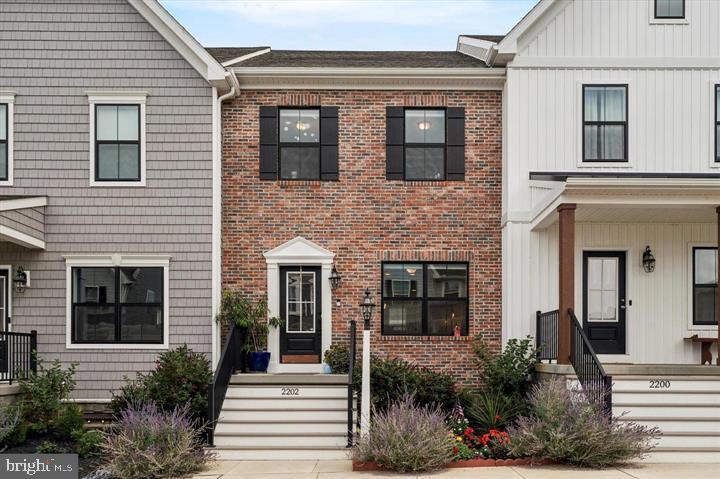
206;324;243;446
0;330;37;384
535;309;559;361
568;309;612;411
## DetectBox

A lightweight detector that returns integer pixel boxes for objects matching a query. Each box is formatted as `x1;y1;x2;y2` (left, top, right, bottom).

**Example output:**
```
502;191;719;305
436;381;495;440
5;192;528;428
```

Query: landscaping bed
353;457;549;471
2;435;104;477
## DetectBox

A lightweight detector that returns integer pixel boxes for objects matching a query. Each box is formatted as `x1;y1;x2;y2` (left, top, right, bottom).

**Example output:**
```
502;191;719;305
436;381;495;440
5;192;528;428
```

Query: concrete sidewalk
193;461;717;479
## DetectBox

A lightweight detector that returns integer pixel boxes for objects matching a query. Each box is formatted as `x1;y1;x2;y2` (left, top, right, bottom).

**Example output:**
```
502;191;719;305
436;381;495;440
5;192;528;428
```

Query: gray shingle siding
0;0;214;399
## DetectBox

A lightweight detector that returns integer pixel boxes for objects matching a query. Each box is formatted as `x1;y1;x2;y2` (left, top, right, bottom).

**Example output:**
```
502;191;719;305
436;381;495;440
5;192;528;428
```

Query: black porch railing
569;309;612;412
535;310;559;361
206;324;244;447
347;320;357;448
0;330;37;384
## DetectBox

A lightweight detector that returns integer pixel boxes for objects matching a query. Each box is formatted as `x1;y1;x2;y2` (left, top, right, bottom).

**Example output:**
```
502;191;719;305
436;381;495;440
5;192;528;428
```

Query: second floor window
583;85;627;163
280;108;320;180
655;0;684;19
0;104;7;181
405;109;446;180
95;104;141;181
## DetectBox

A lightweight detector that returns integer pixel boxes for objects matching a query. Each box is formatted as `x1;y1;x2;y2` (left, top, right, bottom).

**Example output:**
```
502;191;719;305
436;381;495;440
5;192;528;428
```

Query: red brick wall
222;90;501;385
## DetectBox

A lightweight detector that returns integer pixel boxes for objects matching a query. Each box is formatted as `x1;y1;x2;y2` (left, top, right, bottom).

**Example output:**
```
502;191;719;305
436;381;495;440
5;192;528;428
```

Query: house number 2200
649;380;671;389
282;388;299;396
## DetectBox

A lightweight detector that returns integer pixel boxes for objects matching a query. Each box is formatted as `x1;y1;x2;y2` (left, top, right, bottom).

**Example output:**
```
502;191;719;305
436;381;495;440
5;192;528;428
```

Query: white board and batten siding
0;0;214;399
502;0;720;363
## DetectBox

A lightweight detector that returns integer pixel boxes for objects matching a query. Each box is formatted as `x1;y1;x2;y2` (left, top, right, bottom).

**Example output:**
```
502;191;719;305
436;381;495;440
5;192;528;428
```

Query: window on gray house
583;85;628;162
72;267;163;343
655;0;685;19
382;262;468;336
693;248;718;326
95;105;140;181
0;104;7;180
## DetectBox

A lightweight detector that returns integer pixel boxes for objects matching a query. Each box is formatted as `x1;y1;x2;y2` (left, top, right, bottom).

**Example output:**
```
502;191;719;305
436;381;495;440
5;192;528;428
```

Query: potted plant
216;292;282;373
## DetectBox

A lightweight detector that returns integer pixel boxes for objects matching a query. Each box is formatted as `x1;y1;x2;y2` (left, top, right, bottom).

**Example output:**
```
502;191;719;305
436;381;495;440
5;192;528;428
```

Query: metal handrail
535;309;559;361
568;308;612;411
206;324;243;446
0;330;37;384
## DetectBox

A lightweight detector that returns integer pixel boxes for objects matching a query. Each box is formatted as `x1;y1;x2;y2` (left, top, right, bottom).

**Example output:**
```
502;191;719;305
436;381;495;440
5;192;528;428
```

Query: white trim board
64;254;171;350
0;225;45;250
0;92;15;186
0;196;47;212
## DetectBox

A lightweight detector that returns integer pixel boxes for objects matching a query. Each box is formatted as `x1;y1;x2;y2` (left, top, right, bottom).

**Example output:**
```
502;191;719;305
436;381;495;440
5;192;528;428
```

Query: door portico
263;237;334;373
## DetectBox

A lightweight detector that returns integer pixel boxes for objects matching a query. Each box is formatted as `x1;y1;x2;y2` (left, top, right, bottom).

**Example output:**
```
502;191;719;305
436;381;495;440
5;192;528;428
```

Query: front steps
213;374;352;460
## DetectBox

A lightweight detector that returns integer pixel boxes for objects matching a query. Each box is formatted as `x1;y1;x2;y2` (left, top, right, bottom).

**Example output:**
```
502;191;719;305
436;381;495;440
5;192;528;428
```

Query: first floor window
655;0;684;19
382;262;468;335
0;103;7;180
693;247;717;326
279;108;320;179
71;266;164;343
95;104;141;181
583;85;627;162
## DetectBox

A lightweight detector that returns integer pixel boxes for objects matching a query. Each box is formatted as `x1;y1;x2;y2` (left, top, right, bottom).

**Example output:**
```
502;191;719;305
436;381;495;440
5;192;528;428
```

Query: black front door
583;251;627;354
280;266;322;363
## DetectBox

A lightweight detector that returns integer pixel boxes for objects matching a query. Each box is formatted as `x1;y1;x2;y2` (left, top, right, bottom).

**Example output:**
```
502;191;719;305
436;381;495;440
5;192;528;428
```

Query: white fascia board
0;196;48;212
497;0;557;56
222;48;271;67
129;0;229;87
231;67;506;90
0;226;45;250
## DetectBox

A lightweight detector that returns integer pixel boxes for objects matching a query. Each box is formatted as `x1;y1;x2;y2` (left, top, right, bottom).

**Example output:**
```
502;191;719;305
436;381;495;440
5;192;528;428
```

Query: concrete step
214;433;347;448
222;397;346;410
219;408;349;422
616;417;720;434
613;391;720;405
612;378;720;392
226;385;348;399
214;446;350;461
641;450;720;463
215;420;347;435
613;404;720;418
655;433;720;449
230;374;348;386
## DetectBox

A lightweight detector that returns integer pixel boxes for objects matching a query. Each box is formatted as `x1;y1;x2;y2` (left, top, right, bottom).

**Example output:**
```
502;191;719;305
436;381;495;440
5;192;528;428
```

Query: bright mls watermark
2;454;78;479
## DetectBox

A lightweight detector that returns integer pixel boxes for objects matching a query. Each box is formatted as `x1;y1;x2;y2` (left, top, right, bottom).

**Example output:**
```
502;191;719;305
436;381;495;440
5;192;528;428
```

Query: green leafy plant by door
216;292;282;353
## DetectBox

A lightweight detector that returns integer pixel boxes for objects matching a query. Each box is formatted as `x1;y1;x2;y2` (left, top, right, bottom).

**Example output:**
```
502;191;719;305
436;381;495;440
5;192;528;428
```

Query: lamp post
359;288;375;437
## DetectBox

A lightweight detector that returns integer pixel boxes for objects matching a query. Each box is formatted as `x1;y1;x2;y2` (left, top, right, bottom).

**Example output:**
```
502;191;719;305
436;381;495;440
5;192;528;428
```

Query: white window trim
648;0;689;25
686;243;719;333
64;254;171;349
86;92;148;187
0;91;16;186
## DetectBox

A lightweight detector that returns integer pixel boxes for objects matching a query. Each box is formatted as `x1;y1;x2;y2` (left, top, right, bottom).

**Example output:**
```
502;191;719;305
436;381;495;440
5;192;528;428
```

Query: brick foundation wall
222;90;501;385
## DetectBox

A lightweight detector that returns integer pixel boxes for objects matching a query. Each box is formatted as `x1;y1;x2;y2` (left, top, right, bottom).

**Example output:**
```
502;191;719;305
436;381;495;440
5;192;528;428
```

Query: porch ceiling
576;204;717;224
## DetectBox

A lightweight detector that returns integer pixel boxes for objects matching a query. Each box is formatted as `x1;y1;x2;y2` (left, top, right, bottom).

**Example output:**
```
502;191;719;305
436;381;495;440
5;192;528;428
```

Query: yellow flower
456;436;462;442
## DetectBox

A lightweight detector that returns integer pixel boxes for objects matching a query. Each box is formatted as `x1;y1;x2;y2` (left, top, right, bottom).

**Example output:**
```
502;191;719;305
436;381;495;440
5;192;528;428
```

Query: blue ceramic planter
249;351;271;373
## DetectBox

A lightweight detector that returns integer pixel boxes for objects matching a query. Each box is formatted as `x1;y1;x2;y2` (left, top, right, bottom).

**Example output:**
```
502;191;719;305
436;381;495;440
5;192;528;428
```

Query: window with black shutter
258;106;339;181
386;106;465;181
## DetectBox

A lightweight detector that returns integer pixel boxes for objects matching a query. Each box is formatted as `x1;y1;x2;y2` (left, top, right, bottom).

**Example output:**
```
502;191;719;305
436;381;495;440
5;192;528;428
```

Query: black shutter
386;106;404;180
320;106;339;181
259;106;278;180
446;107;465;181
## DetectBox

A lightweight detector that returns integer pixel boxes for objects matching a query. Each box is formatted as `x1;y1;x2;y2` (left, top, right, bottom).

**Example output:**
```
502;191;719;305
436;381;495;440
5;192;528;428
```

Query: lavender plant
353;395;452;472
508;378;659;468
103;402;214;479
0;404;23;450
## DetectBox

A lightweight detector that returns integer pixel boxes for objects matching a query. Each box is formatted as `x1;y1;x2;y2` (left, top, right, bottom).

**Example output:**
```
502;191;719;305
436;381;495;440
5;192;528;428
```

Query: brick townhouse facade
215;48;503;383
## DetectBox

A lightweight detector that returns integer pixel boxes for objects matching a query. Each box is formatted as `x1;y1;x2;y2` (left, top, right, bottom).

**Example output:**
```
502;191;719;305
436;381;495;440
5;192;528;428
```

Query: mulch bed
2;435;104;477
353;457;549;471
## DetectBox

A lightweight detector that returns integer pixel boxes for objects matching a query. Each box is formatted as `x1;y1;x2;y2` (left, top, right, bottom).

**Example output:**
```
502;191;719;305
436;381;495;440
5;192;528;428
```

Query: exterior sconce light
14;266;28;293
329;266;342;290
642;246;656;273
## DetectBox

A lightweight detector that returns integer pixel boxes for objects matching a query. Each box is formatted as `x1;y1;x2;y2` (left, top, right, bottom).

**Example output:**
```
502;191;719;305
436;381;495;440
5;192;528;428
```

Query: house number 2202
649;380;671;389
282;387;299;396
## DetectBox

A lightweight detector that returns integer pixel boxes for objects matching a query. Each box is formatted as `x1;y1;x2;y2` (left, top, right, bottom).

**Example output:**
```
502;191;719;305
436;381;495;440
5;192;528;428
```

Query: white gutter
210;74;237;368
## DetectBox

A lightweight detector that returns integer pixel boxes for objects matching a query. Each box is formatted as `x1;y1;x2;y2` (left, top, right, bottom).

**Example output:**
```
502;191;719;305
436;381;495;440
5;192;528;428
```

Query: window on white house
693;247;717;326
71;266;164;343
716;85;720;163
583;85;628;162
95;105;141;181
655;0;684;19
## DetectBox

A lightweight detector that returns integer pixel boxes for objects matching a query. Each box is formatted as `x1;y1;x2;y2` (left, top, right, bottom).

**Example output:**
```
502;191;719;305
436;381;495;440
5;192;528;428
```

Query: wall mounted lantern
14;266;27;293
329;266;342;290
642;246;656;273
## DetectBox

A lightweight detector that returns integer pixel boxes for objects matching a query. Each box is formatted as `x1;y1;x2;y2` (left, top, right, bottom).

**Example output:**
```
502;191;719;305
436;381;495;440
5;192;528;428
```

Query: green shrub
462;391;523;431
216;292;282;353
473;335;538;400
72;429;103;458
323;343;350;374
509;378;659;468
53;403;84;440
19;357;77;435
110;345;212;422
36;440;67;454
354;356;459;413
0;404;24;447
104;402;214;479
353;395;451;472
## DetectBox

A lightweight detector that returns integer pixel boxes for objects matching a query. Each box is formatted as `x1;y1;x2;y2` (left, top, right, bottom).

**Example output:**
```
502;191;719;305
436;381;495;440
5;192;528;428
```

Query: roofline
497;0;556;57
128;0;231;90
228;67;506;90
221;48;272;67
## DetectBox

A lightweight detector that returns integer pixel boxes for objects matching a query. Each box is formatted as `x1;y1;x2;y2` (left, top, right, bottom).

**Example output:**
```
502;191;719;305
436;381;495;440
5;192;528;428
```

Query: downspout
211;73;237;368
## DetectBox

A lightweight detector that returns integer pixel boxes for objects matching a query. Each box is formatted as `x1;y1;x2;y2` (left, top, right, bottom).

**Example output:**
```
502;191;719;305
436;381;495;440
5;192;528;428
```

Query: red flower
452;446;459;454
494;414;502;421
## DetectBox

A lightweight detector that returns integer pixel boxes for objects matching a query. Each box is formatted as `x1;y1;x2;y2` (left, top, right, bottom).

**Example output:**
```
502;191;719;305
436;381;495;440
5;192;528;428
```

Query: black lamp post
360;288;375;330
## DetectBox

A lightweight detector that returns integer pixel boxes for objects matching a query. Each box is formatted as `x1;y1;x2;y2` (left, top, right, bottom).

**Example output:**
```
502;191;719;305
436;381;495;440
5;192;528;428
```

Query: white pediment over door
263;236;335;264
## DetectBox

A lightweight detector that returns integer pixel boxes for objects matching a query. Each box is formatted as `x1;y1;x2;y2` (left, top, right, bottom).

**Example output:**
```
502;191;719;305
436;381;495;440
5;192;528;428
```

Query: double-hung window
279;108;321;180
382;262;468;336
95;104;141;181
715;85;720;163
71;266;164;344
404;109;446;180
0;103;7;181
655;0;684;19
583;85;628;162
692;247;717;326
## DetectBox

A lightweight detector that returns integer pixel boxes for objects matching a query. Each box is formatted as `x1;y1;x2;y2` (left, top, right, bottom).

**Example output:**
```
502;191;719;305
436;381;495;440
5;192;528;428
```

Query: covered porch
530;176;720;367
